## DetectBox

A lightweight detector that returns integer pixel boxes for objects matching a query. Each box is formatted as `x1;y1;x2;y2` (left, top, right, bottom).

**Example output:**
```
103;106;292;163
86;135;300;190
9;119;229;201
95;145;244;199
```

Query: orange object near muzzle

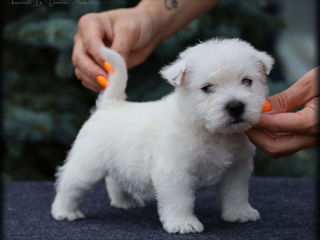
262;100;271;112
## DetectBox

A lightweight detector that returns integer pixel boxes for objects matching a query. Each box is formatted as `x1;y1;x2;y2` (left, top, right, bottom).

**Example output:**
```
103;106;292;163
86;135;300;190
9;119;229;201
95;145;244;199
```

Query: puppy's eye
201;84;215;93
241;78;253;87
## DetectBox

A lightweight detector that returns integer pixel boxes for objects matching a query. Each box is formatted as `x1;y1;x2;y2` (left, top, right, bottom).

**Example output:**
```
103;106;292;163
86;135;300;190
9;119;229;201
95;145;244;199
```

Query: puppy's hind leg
51;149;107;221
105;176;145;209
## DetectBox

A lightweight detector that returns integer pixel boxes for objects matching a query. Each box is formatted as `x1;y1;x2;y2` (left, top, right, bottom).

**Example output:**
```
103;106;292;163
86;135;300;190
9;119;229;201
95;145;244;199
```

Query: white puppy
51;38;273;234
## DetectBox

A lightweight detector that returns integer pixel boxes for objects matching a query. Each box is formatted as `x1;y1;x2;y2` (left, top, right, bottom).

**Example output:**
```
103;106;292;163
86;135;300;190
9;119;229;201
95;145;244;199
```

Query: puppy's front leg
216;158;260;223
152;168;203;234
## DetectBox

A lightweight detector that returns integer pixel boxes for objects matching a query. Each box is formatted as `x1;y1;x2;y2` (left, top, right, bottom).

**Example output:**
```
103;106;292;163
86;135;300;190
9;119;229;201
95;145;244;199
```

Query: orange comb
262;100;271;112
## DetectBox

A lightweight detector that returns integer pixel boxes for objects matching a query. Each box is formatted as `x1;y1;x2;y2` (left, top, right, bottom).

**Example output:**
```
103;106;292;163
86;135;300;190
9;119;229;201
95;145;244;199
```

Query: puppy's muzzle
225;100;245;124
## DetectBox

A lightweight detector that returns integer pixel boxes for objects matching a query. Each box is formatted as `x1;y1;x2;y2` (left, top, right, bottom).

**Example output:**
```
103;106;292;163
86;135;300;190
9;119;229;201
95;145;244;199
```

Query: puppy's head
160;38;274;134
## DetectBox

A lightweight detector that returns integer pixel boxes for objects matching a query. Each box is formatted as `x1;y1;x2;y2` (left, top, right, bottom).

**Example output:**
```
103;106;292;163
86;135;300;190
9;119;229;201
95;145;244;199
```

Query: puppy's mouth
229;117;244;125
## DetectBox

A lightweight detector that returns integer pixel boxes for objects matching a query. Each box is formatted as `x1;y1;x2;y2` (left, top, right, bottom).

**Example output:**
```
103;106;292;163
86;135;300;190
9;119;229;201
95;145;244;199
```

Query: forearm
138;0;220;43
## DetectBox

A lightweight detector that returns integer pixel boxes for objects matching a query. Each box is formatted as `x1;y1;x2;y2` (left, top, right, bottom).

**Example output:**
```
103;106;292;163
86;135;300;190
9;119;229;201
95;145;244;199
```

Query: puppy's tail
96;47;128;108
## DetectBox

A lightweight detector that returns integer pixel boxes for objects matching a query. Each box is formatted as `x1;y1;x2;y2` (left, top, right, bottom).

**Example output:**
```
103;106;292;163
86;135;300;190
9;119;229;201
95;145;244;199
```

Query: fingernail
103;61;114;73
96;75;108;88
262;100;272;112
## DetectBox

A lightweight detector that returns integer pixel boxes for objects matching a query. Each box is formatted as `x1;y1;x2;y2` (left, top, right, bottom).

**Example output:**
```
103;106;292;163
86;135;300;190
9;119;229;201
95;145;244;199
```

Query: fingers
254;67;319;139
256;98;318;135
75;68;101;92
267;67;318;113
78;13;108;69
257;112;307;134
72;37;107;91
267;88;301;114
246;129;317;158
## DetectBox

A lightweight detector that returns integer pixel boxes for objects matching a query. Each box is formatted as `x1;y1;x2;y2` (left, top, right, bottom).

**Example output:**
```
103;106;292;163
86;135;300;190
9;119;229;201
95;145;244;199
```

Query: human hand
72;6;162;92
246;67;319;158
72;1;220;92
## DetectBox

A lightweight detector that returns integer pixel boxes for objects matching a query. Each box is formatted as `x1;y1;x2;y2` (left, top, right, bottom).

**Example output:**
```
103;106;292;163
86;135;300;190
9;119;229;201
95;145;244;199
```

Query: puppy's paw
110;197;145;209
51;207;85;221
162;216;204;234
222;205;260;223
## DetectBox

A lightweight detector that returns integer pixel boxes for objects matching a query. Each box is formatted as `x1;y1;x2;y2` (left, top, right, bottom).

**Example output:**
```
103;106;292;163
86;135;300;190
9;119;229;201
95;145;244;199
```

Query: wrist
138;0;220;44
137;0;174;44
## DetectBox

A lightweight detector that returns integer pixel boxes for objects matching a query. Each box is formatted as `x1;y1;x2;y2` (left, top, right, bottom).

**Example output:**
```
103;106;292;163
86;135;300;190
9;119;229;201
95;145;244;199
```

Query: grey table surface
2;177;317;240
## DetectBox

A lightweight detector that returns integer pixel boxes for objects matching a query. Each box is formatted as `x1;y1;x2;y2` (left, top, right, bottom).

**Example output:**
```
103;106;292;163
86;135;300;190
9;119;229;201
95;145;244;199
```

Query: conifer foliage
3;0;314;180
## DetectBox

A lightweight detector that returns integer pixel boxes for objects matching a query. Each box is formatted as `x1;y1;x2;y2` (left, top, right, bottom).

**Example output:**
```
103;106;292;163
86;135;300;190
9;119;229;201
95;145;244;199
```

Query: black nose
226;100;245;117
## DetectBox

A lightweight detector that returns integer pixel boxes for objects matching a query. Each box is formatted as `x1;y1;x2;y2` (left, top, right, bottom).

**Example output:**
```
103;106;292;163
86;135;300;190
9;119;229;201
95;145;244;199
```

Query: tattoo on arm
164;0;178;10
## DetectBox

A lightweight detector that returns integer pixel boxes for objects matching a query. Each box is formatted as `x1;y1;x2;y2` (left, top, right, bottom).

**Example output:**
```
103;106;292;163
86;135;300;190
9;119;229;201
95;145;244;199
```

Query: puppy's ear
255;51;274;75
160;58;186;86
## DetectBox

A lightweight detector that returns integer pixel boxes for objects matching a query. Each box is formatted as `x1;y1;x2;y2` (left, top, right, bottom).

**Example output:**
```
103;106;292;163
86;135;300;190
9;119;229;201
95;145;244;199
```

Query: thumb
267;88;300;114
267;68;318;114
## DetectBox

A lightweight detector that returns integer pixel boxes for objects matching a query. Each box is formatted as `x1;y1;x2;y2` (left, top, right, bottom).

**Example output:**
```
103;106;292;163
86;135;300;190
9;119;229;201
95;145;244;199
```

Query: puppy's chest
189;135;244;188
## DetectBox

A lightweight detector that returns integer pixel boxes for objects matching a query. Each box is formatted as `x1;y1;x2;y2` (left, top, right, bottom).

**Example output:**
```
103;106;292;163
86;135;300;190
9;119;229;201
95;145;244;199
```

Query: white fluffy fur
51;38;274;234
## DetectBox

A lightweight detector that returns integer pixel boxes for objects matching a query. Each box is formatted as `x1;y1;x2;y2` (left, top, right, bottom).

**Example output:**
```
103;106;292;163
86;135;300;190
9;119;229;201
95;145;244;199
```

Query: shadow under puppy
51;38;274;234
